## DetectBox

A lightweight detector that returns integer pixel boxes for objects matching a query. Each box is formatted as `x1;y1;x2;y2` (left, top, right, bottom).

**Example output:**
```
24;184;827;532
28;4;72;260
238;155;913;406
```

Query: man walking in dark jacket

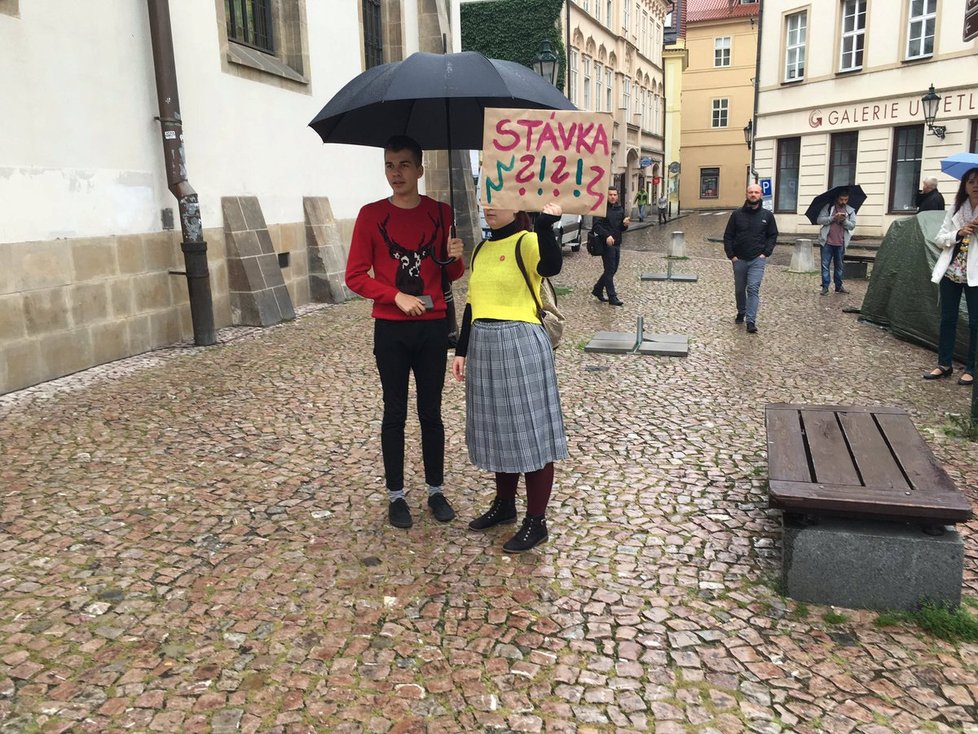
723;183;778;333
591;188;630;306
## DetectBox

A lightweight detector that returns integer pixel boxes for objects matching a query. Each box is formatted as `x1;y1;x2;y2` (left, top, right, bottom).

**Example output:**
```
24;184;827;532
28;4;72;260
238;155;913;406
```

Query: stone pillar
304;197;351;304
669;231;686;258
222;197;295;326
789;238;817;273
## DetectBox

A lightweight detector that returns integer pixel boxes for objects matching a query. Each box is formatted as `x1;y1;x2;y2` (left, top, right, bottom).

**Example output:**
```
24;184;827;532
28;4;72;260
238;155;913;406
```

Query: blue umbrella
940;152;978;180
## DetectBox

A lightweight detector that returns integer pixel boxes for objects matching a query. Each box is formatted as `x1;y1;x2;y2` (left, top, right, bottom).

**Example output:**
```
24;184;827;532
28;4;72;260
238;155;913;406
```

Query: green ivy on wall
461;0;567;92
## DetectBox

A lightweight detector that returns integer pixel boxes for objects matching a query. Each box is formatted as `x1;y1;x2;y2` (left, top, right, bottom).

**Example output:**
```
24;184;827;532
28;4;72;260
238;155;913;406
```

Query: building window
227;0;275;53
221;0;308;85
700;168;719;199
622;77;631;115
829;131;858;187
785;11;807;82
594;63;604;111
776;137;801;212
569;50;578;106
839;0;866;71
607;0;613;27
665;8;674;26
906;0;936;59
606;68;614;112
624;0;630;30
583;58;592;110
970;120;978;153
890;125;923;212
711;98;729;128
714;37;731;67
361;0;383;69
594;0;600;22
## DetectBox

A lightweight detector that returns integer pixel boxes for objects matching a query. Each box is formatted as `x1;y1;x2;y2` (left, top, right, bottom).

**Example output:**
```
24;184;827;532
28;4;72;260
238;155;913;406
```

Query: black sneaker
502;515;548;553
427;493;455;523
835;287;850;294
468;496;517;531
735;312;745;323
591;288;607;302
608;298;624;307
821;287;829;295
388;498;412;528
746;322;758;334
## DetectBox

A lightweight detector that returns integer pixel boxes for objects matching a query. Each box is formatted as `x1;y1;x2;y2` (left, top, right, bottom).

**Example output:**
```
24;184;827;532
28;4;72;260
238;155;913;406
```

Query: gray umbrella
309;51;575;151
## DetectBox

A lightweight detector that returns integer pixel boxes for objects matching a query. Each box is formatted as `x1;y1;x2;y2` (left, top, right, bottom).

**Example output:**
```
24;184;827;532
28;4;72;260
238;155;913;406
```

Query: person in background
916;176;946;212
723;183;778;334
923;167;978;386
634;188;649;222
346;135;465;529
590;188;630;307
817;189;856;295
657;193;669;224
452;202;568;553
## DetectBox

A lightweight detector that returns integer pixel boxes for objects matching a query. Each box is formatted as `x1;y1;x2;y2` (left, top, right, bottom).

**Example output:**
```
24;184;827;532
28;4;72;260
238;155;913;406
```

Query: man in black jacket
723;183;779;333
915;177;945;212
591;188;630;306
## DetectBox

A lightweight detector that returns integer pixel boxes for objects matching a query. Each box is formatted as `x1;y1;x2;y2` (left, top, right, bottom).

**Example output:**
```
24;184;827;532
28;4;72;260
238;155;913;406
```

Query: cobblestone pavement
2;213;977;734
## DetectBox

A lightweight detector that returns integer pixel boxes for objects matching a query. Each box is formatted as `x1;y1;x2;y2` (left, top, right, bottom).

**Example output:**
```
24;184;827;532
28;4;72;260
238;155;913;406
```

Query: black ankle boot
468;496;517;531
502;514;548;553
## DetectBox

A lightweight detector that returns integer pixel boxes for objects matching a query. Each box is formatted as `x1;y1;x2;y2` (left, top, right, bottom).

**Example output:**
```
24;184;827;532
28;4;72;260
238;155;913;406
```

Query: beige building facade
0;0;467;396
679;0;759;210
566;0;669;212
662;0;688;215
755;0;978;237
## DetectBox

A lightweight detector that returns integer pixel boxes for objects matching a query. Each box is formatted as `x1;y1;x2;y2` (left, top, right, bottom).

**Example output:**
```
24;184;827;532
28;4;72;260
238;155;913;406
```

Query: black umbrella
804;184;867;225
309;51;575;151
308;51;576;247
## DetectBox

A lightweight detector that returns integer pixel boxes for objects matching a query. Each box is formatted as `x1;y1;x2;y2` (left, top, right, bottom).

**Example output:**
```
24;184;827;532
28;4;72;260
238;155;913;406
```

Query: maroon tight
493;463;554;516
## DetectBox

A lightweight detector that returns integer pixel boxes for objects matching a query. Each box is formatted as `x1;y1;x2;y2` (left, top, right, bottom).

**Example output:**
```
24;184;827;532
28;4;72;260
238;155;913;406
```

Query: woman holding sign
451;202;568;553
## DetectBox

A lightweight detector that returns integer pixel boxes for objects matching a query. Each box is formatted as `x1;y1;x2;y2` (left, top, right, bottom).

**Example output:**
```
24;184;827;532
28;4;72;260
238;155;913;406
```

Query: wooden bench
767;403;972;610
765;403;972;524
842;251;875;279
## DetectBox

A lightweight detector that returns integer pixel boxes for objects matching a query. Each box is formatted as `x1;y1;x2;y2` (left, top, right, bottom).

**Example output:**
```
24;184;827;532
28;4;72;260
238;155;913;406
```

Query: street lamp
743;120;753;150
920;84;946;139
533;38;558;87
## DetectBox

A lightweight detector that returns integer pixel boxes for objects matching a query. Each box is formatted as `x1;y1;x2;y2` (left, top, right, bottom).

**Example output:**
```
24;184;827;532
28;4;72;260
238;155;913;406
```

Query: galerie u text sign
480;108;614;215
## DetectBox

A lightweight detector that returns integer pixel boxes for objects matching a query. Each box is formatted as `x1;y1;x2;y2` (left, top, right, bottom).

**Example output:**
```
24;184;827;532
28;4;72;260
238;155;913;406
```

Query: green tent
860;210;972;362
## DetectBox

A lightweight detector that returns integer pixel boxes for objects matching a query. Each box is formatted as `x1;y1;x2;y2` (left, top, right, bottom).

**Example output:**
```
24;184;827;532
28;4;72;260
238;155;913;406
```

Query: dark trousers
373;318;447;491
594;245;621;299
658;207;667;224
937;277;978;374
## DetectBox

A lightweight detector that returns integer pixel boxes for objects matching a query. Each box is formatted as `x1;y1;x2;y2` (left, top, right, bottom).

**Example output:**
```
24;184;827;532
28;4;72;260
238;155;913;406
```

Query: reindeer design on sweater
377;212;442;296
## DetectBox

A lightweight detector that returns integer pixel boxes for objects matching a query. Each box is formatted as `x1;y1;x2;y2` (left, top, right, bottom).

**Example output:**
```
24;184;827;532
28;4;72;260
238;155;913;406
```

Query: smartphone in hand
419;294;434;310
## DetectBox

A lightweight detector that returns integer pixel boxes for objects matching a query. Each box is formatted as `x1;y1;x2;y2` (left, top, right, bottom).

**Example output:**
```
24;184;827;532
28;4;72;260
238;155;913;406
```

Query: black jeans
373;318;447;491
594;244;621;299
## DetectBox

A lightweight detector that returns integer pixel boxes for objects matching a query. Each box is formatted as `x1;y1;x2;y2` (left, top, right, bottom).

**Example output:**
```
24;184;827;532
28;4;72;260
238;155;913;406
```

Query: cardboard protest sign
479;108;614;215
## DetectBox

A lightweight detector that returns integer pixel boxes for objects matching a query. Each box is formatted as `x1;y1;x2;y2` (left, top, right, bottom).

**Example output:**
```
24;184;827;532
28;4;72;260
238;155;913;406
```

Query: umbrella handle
432;255;457;266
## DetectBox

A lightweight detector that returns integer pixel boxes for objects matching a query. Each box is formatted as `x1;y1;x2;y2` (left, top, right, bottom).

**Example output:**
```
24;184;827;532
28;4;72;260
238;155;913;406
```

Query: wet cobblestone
1;214;977;733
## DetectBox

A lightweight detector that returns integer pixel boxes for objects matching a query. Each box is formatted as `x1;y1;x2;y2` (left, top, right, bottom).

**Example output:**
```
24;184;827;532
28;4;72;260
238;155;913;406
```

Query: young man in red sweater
346;136;465;529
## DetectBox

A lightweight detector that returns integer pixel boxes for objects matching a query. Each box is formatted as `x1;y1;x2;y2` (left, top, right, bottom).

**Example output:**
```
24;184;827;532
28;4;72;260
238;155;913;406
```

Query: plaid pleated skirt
466;320;569;473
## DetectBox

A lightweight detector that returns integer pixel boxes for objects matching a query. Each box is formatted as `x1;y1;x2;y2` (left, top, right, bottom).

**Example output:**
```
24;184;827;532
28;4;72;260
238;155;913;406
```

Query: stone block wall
0;197;357;395
0;231;230;394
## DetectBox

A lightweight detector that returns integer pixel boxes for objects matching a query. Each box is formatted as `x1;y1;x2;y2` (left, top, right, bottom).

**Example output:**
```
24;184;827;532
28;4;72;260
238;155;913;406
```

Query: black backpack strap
470;239;488;271
513;234;543;317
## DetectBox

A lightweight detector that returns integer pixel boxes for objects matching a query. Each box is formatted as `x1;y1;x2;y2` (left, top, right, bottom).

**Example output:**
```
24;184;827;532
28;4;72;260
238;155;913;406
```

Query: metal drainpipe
750;1;763;183
147;0;216;346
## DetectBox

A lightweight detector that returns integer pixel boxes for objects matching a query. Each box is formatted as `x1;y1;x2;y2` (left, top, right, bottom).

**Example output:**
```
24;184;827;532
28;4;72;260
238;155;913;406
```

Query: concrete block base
843;261;868;279
781;515;964;611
